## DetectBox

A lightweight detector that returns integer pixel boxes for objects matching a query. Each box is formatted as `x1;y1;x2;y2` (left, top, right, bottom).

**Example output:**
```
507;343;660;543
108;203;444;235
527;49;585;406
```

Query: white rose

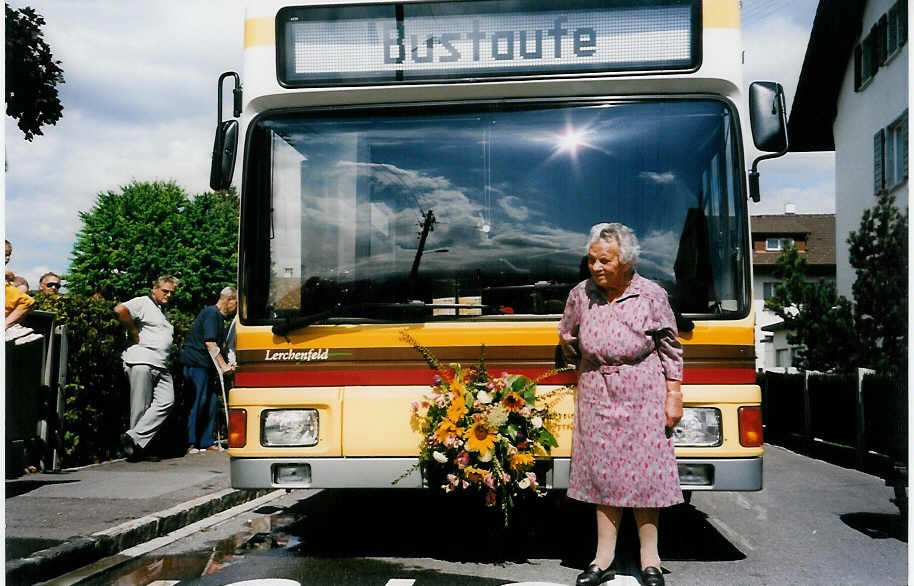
531;415;543;428
478;450;493;462
432;451;448;463
518;477;531;489
477;390;493;404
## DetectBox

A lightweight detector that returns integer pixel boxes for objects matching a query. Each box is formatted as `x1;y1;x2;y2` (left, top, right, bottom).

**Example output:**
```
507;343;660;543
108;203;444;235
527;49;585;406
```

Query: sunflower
446;394;467;422
502;391;525;412
450;378;466;398
510;452;535;471
434;419;463;445
464;420;497;454
463;466;486;483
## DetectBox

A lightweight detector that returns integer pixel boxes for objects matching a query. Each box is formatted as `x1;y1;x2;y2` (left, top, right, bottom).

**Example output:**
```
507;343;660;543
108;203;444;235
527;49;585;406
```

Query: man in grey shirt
114;275;179;461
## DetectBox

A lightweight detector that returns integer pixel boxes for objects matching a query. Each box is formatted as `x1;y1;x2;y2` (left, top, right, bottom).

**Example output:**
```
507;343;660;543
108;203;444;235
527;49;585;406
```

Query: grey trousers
124;363;175;449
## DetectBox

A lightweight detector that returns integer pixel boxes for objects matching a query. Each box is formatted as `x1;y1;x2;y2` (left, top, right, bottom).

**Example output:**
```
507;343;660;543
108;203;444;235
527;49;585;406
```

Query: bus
211;0;788;495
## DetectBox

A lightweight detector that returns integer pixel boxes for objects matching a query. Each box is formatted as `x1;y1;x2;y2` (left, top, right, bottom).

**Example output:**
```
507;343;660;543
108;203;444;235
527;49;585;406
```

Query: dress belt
598;364;630;375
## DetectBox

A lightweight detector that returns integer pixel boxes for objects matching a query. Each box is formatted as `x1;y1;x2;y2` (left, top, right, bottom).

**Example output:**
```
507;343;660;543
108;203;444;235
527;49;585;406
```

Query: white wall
752;280;782;370
752;274;836;371
765;328;799;374
833;0;908;298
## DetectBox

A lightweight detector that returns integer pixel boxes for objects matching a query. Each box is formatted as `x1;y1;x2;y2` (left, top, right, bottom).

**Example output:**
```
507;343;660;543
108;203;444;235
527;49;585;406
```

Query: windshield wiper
271;301;490;337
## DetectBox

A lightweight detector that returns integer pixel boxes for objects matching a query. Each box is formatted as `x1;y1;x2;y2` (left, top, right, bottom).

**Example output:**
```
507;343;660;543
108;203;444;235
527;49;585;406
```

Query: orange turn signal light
228;408;247;448
738;406;763;447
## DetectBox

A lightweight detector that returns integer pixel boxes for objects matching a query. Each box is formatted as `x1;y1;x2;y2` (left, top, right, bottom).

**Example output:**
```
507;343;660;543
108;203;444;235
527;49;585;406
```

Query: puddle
80;508;299;585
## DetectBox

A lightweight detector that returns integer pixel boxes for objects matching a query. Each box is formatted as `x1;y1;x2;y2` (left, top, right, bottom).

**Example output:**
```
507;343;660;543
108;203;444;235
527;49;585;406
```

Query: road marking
506;579;640;585
706;515;756;551
225;578;301;586
385;580;416;586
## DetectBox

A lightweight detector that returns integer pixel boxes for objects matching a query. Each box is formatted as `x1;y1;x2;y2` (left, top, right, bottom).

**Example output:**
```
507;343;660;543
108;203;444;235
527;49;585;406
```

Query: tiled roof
751;213;836;266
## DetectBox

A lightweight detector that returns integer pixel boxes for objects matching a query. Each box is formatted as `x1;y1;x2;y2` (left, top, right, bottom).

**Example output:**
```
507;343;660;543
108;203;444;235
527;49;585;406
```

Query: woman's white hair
587;222;640;266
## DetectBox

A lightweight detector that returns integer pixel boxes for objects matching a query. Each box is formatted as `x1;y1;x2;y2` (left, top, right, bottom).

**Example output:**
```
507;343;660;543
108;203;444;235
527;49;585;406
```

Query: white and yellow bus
212;0;787;495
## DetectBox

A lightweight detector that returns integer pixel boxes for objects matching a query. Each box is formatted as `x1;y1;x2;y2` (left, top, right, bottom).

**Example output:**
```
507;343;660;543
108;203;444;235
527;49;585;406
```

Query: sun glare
557;129;585;153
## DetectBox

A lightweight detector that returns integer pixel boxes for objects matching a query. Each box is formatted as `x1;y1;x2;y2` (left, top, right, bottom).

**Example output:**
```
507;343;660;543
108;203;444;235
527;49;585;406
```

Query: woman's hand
664;380;682;429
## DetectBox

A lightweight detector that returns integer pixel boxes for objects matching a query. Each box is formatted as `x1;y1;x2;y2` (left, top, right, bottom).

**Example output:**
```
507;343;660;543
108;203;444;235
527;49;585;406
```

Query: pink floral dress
558;274;684;508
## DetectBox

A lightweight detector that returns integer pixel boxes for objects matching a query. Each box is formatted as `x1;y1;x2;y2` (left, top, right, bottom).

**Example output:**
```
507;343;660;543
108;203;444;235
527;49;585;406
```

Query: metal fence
5;311;67;477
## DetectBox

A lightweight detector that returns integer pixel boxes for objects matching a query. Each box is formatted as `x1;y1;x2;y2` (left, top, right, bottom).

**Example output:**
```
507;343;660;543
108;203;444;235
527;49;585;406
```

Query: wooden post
856;367;875;471
803;370;813;455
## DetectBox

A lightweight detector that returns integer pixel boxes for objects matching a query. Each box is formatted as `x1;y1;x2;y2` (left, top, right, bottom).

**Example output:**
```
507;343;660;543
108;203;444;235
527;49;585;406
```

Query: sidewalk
5;449;271;584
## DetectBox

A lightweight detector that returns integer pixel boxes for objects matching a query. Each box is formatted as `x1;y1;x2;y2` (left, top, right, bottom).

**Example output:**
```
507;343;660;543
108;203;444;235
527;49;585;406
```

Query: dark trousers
183;365;219;449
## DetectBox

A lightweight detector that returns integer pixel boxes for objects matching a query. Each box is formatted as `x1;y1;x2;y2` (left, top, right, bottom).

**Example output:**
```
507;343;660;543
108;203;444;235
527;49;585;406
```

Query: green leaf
522;383;537;405
538;429;558;449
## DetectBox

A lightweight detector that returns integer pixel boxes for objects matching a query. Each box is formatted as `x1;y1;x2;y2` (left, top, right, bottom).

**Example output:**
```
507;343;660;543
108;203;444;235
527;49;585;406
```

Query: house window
775;348;791;368
763;282;777;300
855;28;878;89
888;1;908;58
765;238;794;251
875;110;909;193
855;1;908;90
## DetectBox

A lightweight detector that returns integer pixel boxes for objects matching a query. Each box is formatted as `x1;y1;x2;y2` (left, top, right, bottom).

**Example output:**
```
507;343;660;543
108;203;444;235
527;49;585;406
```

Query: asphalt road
68;444;907;585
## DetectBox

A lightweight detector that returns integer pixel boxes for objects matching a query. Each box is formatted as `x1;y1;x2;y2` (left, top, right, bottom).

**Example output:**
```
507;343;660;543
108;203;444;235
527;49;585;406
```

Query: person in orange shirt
5;240;34;328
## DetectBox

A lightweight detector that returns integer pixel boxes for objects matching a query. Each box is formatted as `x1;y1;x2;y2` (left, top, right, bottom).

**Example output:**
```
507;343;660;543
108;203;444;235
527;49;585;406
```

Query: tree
5;3;64;141
765;246;859;373
848;191;908;378
67;181;239;316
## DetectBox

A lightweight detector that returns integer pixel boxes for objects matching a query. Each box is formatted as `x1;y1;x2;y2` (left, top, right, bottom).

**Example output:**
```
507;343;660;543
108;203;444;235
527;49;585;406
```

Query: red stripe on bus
234;367;756;388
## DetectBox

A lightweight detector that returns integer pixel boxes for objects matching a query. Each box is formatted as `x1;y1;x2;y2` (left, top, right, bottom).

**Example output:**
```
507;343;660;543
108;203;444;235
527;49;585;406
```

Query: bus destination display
277;0;700;86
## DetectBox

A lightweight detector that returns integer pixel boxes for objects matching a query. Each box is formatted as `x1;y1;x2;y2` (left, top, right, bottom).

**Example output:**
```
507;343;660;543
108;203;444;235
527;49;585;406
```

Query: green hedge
33;292;193;466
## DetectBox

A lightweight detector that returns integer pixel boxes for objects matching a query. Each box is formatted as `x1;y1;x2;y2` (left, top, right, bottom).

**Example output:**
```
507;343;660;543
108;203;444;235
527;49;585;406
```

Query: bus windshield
242;99;748;324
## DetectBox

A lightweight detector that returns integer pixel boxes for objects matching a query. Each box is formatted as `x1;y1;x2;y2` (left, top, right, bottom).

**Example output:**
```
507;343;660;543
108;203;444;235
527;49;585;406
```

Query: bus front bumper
230;456;763;492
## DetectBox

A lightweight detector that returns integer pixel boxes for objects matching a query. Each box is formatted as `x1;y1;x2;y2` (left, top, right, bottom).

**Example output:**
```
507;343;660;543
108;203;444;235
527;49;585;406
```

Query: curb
5;487;273;585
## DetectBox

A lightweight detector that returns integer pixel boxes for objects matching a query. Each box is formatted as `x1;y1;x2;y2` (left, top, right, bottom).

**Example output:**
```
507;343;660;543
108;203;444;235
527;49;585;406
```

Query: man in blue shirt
180;286;237;454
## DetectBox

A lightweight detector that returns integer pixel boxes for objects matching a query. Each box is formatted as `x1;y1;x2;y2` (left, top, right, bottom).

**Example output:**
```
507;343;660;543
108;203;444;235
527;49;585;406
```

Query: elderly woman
559;223;683;586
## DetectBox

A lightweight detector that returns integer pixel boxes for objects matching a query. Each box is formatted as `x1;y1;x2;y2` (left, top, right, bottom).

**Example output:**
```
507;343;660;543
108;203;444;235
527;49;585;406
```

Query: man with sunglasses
114;275;179;462
39;272;62;294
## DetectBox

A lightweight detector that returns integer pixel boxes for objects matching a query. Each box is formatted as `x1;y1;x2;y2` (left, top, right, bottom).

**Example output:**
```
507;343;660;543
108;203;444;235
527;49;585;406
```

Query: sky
3;0;833;291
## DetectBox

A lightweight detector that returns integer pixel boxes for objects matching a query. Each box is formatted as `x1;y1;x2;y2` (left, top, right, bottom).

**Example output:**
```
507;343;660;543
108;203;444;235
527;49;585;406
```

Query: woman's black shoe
576;563;614;586
641;566;665;586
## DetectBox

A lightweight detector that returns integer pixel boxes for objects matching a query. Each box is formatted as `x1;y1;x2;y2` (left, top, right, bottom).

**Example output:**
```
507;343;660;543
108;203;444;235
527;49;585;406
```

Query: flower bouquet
399;331;572;526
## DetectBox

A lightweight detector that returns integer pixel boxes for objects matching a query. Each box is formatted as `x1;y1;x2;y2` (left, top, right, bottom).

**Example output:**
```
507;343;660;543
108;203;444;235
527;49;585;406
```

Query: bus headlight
672;408;722;447
261;409;319;447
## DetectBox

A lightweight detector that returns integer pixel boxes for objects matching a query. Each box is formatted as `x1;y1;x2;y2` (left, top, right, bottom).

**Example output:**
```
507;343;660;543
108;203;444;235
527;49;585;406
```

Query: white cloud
496;195;532;221
742;15;812;114
749;181;836;216
5;0;245;278
749;153;836;215
638;171;676;184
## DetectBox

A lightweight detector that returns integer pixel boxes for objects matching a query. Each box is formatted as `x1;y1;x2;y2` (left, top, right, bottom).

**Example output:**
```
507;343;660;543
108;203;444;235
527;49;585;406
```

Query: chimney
784;203;797;215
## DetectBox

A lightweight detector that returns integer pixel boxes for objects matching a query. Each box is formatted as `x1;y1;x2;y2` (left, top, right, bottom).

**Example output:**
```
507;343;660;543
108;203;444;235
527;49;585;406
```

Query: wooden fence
758;370;907;482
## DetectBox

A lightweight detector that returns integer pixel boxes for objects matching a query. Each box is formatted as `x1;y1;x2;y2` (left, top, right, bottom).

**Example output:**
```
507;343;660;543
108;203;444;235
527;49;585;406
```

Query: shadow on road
840;512;907;542
5;477;79;498
279;489;744;570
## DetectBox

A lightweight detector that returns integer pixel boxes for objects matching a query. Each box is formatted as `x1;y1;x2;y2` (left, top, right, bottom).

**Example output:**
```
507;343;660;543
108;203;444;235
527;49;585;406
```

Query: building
788;0;908;298
752;210;836;371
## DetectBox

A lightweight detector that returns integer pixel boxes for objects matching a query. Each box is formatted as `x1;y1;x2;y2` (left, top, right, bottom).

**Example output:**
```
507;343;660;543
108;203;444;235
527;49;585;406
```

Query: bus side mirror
210;71;242;191
210;119;238;191
749;81;787;152
747;81;788;202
